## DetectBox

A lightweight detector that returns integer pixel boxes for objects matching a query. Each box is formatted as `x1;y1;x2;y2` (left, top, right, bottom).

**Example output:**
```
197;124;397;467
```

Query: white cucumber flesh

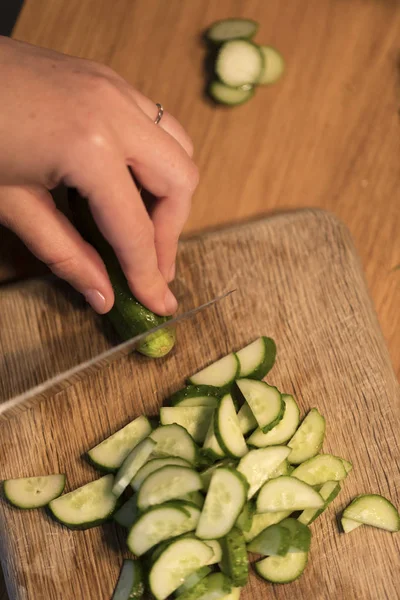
4;474;65;509
112;438;155;498
257;476;324;513
237;446;290;499
247;394;300;447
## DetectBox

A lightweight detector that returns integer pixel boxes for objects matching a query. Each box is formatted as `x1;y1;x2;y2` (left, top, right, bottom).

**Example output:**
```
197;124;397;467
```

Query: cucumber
220;527;249;586
150;424;198;465
200;459;237;491
341;517;362;533
247;395;300;447
287;408;326;464
88;415;152;472
137;465;202;511
160;407;214;444
131;457;191;491
209;82;255;107
216;40;264;87
237;446;290;499
188;353;239;389
196;468;248;539
235;501;255;533
269;459;293;478
341;459;353;474
148;537;213;600
298;480;341;525
127;501;199;556
3;474;65;509
112;438;156;497
235;380;284;433
279;518;311;552
203;414;226;461
68;190;175;358
255;551;308;583
214;394;248;458
243;511;292;543
48;474;117;529
180;491;205;508
237;403;257;435
247;524;291;556
221;588;241;600
112;559;144;600
203;539;222;565
175;566;212;596
257;476;324;513
342;494;400;532
169;385;222;407
291;454;347;486
206;18;258;43
177;572;232;600
113;495;138;529
257;46;285;85
236;337;276;379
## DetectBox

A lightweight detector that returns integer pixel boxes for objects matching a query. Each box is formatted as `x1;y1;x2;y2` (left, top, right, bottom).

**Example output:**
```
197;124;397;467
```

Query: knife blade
0;289;236;421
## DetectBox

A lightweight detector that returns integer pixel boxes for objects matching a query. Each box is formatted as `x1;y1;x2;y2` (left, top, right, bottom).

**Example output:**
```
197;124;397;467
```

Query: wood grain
0;210;399;600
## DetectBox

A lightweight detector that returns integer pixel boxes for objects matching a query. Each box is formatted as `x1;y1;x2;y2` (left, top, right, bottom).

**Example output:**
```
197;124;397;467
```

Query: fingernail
164;288;178;315
84;289;106;314
168;263;176;282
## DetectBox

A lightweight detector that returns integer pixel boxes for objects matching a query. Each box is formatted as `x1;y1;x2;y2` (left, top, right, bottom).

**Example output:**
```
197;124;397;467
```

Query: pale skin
0;36;199;315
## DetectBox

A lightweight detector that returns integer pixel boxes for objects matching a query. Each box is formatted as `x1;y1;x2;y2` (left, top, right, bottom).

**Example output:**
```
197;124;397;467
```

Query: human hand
0;36;198;315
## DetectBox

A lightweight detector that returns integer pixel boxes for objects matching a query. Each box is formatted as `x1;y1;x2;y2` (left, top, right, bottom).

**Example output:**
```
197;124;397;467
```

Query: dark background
0;0;24;36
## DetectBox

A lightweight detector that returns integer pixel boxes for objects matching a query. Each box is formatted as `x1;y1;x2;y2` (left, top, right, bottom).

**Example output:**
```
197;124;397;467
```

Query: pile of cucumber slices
3;336;399;599
205;18;285;106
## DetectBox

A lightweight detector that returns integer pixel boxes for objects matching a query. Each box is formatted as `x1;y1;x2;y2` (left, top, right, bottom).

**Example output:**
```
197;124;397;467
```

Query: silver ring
154;103;164;125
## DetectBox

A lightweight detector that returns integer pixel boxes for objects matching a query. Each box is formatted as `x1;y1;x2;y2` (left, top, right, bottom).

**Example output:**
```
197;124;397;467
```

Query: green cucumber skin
220;527;249;587
47;506;116;531
68;189;175;358
261;395;285;433
235;500;256;533
169;385;223;406
245;337;276;380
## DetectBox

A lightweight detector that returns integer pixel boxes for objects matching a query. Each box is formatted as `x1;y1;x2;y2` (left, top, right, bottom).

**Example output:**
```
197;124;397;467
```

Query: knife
0;289;236;421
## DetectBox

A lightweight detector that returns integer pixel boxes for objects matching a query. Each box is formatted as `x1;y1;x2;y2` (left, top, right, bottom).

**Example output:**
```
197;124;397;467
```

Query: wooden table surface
1;0;399;597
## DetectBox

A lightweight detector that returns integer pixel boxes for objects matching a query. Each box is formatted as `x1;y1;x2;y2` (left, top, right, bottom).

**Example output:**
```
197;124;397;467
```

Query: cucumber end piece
136;326;176;358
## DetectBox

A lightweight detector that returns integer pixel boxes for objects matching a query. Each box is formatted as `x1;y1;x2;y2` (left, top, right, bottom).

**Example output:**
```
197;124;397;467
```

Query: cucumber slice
247;524;291;556
247;395;300;447
220;527;249;586
200;459;237;491
149;537;213;600
209;82;255;107
237;446;290;499
257;476;324;513
177;572;232;600
257;46;285;85
287;408;325;464
243;511;292;543
298;480;341;525
112;559;144;600
160;407;214;444
48;474;117;529
180;491;205;508
237;403;257;435
88;415;152;472
291;454;347;486
172;396;219;408
236;337;276;379
112;438;156;498
127;501;199;556
343;494;400;532
203;539;222;565
150;424;198;465
206;18;258;43
196;468;248;539
137;465;202;511
255;551;308;583
203;413;226;460
214;394;248;458
235;500;255;532
269;459;293;478
341;459;353;474
169;385;222;407
235;380;284;433
131;457;191;491
216;40;263;87
175;566;212;596
188;353;239;389
113;495;138;529
3;474;65;509
341;517;362;533
279;518;311;552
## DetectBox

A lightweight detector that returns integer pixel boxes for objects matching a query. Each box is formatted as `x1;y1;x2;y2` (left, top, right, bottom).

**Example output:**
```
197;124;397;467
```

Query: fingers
0;185;114;313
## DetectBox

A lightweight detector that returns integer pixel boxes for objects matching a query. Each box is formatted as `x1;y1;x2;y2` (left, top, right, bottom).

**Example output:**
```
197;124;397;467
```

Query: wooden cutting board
0;209;399;600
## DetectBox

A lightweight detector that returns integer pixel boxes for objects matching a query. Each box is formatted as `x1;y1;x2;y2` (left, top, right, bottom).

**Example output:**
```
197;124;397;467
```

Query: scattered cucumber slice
131;457;191;491
48;474;117;529
257;46;285;85
341;517;363;533
177;572;232;600
236;337;276;379
247;394;300;447
203;413;226;460
137;465;202;511
150;424;198;465
112;438;155;498
215;394;248;458
209;82;254;106
298;480;341;525
257;476;324;513
237;446;290;499
235;379;284;433
196;468;248;539
200;459;237;491
188;353;239;389
216;40;264;87
160;406;214;444
3;474;65;509
255;551;308;583
111;559;144;600
169;384;222;407
175;566;212;596
237;403;257;435
88;415;152;472
206;18;258;43
291;454;347;486
203;539;222;565
279;518;311;552
247;524;291;556
287;408;325;464
243;511;292;543
220;527;249;586
235;500;255;533
269;459;293;478
113;495;138;529
148;537;213;600
342;494;400;532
